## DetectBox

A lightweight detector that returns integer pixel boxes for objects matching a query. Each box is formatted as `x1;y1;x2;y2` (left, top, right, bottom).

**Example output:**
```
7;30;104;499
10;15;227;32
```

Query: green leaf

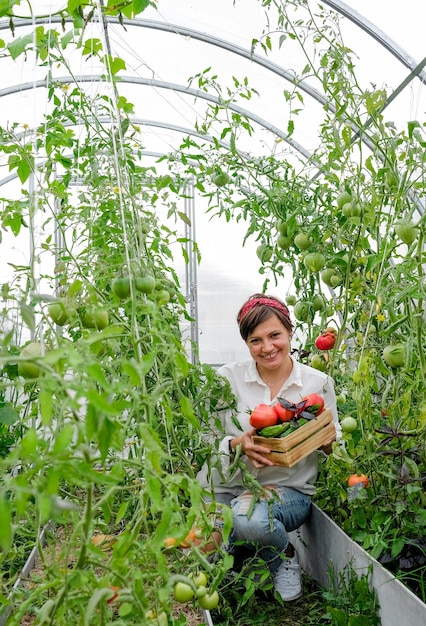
20;301;35;332
39;389;53;425
85;363;111;390
7;33;33;60
179;395;199;428
52;423;74;454
0;402;19;425
115;501;128;525
108;55;126;75
145;472;162;511
17;157;33;183
84;588;113;626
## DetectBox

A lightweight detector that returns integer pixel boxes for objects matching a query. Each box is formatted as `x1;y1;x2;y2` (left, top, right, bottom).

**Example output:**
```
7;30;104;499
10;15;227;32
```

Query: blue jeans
215;487;311;573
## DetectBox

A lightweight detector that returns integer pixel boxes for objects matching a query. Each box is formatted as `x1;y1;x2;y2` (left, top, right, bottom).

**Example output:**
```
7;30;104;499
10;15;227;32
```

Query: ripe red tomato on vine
315;328;337;351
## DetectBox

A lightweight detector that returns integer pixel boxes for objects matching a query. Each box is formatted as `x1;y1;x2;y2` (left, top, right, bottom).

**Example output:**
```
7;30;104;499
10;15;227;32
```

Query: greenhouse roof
0;0;425;363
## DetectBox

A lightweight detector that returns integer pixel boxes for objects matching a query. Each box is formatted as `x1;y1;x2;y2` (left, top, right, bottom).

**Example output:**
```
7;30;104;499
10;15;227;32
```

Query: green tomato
340;416;358;433
293;300;311;322
18;342;45;379
212;172;230;187
256;244;273;263
320;268;335;287
155;289;171;306
48;301;75;326
383;343;406;368
294;232;312;251
394;221;418;245
135;275;156;294
277;234;292;250
174;582;194;603
312;294;326;312
112;276;131;299
310;354;327;372
191;571;208;588
336;393;347;407
336;191;352;209
197;590;219;610
303;252;326;273
277;220;288;235
330;273;343;287
83;309;109;330
285;294;297;306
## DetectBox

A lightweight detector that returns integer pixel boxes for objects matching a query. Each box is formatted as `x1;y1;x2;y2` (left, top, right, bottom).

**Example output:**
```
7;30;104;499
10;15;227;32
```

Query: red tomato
348;473;369;488
249;404;278;429
300;393;325;416
315;332;336;350
273;402;295;422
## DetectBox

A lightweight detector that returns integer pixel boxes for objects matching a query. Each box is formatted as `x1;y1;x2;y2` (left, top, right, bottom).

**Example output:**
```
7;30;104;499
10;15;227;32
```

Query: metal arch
322;0;426;84
0;15;332;112
0;75;313;162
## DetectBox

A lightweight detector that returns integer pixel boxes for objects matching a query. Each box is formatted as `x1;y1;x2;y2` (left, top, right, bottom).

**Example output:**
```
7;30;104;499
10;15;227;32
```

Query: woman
197;294;341;601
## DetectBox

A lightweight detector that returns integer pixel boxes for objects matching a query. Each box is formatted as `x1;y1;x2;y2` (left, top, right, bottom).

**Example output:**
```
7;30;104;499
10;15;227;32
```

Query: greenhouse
0;0;425;624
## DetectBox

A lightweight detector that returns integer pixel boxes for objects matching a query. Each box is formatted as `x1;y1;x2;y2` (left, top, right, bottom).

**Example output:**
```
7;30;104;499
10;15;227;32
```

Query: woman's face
246;313;292;371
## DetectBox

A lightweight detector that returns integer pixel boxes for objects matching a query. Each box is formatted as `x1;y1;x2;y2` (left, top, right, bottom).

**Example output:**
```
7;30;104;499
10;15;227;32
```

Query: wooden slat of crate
252;408;335;468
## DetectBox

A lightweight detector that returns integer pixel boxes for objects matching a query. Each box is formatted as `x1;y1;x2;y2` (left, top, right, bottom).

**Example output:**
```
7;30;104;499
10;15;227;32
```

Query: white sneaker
273;552;302;601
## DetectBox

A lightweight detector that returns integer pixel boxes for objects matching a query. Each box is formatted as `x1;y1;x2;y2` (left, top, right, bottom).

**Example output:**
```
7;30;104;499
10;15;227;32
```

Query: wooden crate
252;408;335;468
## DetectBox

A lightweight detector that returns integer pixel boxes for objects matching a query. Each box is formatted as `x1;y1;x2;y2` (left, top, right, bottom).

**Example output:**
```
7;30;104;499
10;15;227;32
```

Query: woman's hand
231;429;274;468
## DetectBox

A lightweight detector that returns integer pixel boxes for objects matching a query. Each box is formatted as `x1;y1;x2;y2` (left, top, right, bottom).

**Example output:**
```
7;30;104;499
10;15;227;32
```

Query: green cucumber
257;423;291;438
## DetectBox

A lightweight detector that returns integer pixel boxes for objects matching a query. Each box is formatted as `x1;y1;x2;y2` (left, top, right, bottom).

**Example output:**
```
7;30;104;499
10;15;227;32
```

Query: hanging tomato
315;328;337;350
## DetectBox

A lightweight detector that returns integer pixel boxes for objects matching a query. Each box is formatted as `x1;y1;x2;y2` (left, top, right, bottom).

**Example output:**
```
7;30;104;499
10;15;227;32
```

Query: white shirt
197;355;341;496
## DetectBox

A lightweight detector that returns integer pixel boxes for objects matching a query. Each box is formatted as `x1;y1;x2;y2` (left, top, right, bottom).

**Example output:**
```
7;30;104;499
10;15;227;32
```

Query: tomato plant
249;404;278;429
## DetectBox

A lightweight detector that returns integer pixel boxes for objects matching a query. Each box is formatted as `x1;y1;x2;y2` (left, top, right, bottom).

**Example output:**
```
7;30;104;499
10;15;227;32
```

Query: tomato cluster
249;394;325;430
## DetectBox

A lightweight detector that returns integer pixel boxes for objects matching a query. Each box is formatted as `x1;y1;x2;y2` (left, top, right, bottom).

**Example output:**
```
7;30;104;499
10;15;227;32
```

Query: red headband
237;297;291;324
